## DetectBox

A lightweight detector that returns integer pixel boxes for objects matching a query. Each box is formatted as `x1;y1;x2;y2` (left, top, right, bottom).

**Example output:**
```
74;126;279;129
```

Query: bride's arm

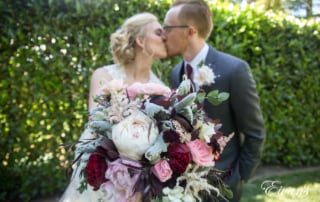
88;67;112;110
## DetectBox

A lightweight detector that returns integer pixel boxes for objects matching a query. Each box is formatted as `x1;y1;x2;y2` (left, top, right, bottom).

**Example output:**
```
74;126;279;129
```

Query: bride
60;12;168;202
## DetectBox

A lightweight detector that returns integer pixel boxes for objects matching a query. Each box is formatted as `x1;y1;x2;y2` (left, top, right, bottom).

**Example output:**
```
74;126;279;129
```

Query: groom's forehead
165;6;181;22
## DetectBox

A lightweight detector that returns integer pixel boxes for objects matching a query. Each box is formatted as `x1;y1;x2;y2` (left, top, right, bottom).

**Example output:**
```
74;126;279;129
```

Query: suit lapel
205;46;219;68
176;61;185;82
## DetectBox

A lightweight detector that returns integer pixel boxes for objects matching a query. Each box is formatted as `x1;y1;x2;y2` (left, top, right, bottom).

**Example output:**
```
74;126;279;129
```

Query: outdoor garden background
1;0;319;201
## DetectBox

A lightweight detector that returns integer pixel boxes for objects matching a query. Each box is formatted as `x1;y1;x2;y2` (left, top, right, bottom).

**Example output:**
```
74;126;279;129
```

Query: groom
164;0;266;201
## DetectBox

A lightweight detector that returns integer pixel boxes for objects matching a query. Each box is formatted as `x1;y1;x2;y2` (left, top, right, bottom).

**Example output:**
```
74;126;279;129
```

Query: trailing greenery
0;0;319;201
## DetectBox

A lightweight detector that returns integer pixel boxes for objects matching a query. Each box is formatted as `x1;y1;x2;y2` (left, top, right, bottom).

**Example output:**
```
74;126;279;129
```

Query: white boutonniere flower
194;62;216;87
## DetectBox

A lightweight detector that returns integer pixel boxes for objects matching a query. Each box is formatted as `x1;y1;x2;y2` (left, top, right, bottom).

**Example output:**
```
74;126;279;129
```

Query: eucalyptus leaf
197;92;206;104
207;91;229;106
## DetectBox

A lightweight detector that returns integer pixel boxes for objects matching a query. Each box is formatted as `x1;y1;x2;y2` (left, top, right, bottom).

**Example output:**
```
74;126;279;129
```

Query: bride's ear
135;37;144;48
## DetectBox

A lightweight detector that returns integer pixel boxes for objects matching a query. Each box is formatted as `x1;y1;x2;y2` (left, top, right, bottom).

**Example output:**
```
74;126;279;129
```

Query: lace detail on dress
103;64;126;80
103;64;164;84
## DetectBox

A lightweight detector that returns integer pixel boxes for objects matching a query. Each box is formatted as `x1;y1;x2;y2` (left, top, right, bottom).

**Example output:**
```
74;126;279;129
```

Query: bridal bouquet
70;64;233;202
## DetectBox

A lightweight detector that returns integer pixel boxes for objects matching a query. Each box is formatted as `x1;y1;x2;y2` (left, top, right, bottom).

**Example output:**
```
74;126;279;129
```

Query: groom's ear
188;26;197;36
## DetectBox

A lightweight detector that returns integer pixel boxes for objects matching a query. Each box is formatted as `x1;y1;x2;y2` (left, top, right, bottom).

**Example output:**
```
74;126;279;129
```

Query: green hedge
0;0;319;201
209;4;320;166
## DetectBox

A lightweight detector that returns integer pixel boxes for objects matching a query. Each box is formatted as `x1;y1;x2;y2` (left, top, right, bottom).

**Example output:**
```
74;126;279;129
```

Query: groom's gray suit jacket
170;46;266;187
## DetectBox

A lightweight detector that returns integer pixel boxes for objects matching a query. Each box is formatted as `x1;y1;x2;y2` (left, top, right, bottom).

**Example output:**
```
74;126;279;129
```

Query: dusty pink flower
126;82;171;99
100;79;126;95
187;139;214;167
152;160;173;182
101;158;142;201
217;133;235;152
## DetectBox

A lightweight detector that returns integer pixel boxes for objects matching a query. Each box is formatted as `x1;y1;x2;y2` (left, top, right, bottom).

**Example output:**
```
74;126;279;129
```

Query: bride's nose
161;32;167;41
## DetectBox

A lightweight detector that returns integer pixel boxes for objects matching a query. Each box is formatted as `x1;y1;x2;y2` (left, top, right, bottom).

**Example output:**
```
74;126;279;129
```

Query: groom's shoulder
209;46;246;64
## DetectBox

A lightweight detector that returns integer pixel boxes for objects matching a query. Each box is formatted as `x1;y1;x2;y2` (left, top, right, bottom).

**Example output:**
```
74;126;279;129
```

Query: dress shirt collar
184;43;209;71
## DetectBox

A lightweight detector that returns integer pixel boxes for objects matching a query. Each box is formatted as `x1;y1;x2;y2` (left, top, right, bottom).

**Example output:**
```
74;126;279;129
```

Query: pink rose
101;158;142;201
126;82;171;99
152;160;173;182
187;139;214;167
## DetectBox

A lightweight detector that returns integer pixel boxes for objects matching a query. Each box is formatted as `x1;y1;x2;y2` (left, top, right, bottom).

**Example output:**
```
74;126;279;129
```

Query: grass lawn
241;169;320;202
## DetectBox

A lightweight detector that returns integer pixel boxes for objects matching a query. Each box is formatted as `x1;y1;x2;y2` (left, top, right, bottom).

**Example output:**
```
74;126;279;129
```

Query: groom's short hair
172;0;213;39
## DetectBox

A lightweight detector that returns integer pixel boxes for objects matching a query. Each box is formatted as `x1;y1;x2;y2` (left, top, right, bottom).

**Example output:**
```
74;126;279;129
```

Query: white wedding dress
59;64;164;202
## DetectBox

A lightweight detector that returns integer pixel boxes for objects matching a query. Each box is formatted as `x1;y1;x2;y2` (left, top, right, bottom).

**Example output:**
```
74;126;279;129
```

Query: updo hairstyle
110;13;158;66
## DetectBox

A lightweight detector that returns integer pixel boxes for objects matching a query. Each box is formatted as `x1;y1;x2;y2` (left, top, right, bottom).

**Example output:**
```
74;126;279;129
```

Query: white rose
194;65;215;86
199;122;216;143
112;110;159;161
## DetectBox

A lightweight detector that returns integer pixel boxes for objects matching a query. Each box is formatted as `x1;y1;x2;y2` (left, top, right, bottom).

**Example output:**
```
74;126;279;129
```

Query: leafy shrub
209;3;320;166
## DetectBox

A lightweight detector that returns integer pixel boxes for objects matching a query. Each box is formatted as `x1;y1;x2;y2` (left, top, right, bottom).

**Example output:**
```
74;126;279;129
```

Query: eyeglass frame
163;25;189;30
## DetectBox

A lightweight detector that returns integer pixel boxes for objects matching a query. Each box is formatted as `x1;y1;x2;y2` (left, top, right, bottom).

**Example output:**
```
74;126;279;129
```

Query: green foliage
0;0;319;201
210;3;320;166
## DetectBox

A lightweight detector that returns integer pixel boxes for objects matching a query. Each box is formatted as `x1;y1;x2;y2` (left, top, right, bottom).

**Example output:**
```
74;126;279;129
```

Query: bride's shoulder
96;64;125;79
91;64;124;80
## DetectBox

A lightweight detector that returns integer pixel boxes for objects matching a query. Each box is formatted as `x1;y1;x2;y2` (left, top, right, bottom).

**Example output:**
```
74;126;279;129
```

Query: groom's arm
230;61;266;182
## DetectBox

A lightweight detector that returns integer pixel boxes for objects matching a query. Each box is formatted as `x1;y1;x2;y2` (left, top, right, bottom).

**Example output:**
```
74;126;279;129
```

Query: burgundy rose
86;153;108;190
163;129;180;143
209;138;221;153
149;95;172;109
167;143;192;174
97;138;119;161
209;136;221;161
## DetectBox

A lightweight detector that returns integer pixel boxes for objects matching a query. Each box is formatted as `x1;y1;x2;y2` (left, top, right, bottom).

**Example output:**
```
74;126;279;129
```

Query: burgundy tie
186;64;193;80
186;64;195;92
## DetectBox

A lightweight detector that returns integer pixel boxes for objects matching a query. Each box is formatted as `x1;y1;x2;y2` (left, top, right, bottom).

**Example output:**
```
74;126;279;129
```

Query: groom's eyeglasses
163;25;189;30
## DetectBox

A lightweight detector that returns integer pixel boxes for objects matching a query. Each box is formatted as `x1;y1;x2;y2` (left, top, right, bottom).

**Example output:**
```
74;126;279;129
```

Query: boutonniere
194;61;229;106
194;60;216;87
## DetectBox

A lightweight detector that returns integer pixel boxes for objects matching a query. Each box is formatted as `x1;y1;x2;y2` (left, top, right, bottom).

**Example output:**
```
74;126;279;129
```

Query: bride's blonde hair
110;12;158;66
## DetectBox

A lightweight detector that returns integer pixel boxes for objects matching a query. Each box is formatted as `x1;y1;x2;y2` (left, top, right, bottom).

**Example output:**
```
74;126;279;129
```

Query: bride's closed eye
155;28;164;36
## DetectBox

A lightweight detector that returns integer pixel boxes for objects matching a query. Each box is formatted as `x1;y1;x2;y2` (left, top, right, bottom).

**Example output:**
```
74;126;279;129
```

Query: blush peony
101;158;142;201
126;82;171;99
112;110;159;161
